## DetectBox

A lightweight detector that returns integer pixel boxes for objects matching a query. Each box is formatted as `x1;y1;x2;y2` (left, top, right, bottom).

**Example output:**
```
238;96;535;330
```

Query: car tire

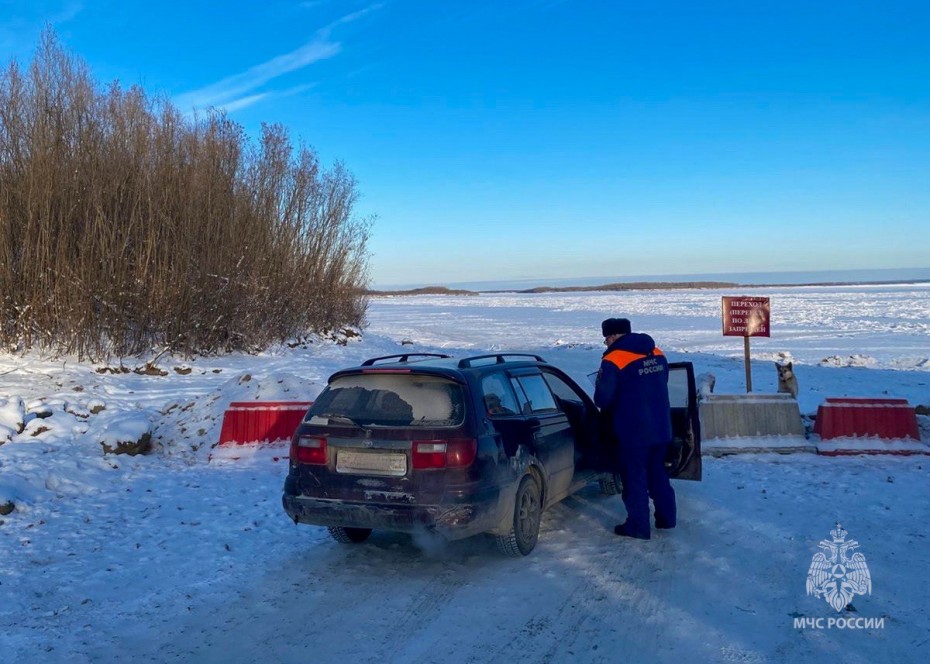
495;474;542;557
599;473;621;496
327;526;372;544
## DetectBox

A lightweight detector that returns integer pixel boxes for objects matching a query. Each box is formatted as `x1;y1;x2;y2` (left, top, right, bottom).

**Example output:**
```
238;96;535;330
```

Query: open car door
666;362;702;480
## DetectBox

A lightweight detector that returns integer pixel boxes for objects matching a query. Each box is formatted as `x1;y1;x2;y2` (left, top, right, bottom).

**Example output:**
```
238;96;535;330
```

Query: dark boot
614;521;650;540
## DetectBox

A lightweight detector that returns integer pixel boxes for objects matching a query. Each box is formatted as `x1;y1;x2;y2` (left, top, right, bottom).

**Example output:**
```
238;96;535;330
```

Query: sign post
722;296;771;392
743;336;752;392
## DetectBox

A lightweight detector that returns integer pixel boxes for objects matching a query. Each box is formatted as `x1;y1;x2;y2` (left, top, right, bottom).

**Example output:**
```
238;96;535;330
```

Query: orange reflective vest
603;347;665;371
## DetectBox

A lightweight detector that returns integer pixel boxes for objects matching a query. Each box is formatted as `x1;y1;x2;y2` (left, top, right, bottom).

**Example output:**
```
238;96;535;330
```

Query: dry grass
0;31;370;360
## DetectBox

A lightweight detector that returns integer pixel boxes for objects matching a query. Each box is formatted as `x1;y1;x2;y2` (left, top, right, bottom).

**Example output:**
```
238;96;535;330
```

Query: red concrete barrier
218;401;313;447
814;397;926;456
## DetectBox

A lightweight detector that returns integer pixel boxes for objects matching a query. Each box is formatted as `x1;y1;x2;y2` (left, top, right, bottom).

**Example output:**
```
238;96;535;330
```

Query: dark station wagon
282;352;701;556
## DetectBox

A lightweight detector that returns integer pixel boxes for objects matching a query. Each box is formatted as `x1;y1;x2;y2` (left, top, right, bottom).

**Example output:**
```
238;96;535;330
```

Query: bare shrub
0;31;370;359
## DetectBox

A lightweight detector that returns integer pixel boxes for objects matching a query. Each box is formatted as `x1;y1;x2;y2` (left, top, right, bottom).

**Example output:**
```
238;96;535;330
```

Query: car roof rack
361;353;452;366
457;353;547;368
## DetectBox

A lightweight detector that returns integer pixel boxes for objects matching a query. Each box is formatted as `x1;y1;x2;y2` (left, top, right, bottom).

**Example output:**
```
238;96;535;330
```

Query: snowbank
152;371;323;463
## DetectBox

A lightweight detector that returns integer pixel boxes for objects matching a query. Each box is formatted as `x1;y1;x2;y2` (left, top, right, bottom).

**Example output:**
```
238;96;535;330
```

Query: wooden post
744;335;752;392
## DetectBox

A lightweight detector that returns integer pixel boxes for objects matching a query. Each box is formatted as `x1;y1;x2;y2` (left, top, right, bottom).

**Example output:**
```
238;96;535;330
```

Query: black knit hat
601;318;631;337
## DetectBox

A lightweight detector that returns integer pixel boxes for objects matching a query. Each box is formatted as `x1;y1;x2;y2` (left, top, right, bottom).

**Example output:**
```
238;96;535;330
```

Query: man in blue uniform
594;317;676;540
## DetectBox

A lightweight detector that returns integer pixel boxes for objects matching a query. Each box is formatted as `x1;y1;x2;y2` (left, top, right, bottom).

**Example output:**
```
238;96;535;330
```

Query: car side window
514;374;559;414
480;373;520;416
510;377;530;414
542;371;585;404
668;367;688;409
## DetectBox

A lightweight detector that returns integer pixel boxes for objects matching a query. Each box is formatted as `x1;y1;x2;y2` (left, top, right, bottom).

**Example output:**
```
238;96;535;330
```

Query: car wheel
328;526;372;544
496;474;542;557
599;473;621;496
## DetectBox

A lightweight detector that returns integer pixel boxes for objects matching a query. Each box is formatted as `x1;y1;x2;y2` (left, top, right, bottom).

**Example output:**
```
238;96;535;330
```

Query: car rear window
306;374;466;427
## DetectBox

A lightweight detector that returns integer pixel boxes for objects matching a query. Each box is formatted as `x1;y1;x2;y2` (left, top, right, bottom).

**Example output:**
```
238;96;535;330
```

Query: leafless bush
0;31;370;359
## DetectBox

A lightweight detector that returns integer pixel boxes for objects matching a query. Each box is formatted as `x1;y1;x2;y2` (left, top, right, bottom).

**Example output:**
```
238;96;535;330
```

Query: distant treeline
367;286;478;296
509;281;738;293
370;278;930;297
0;32;370;359
369;282;738;296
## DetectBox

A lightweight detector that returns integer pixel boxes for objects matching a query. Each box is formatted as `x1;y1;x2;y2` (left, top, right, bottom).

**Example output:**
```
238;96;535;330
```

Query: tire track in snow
475;501;621;663
375;566;468;662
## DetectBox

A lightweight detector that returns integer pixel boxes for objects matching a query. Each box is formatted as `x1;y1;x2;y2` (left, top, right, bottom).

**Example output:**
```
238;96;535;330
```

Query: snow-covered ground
2;284;929;663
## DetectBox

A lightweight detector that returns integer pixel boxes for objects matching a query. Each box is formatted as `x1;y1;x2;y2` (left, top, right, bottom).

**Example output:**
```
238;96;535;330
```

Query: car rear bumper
282;483;506;540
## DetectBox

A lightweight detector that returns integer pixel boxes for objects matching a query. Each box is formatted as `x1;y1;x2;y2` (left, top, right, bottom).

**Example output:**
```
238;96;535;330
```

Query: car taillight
411;438;477;470
412;441;446;469
291;436;327;465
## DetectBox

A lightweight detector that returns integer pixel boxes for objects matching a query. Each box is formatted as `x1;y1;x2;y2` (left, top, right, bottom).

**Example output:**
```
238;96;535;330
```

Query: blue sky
2;1;929;287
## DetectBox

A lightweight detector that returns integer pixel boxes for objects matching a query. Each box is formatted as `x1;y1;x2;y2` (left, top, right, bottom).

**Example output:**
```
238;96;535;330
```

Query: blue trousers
617;442;676;537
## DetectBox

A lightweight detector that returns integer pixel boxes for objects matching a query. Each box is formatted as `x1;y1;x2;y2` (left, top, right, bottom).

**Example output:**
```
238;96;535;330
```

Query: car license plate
336;450;407;476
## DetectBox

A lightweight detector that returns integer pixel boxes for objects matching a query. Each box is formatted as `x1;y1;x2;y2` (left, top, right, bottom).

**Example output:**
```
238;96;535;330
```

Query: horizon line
372;266;930;291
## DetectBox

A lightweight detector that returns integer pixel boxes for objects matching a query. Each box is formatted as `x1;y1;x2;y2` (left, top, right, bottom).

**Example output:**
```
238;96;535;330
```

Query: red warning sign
722;296;770;337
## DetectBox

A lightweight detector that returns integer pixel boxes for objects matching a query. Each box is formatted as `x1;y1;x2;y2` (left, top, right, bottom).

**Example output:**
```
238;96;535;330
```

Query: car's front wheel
327;526;372;543
496;474;542;557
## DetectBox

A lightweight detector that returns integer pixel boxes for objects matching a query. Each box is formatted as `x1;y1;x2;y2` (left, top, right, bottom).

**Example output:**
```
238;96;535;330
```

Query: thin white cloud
279;83;317;98
219;92;271;113
322;2;385;33
174;3;384;114
220;83;318;113
174;39;340;112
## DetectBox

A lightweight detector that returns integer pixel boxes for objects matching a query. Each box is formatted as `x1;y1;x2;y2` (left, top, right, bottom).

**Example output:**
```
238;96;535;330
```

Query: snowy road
3;454;927;663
